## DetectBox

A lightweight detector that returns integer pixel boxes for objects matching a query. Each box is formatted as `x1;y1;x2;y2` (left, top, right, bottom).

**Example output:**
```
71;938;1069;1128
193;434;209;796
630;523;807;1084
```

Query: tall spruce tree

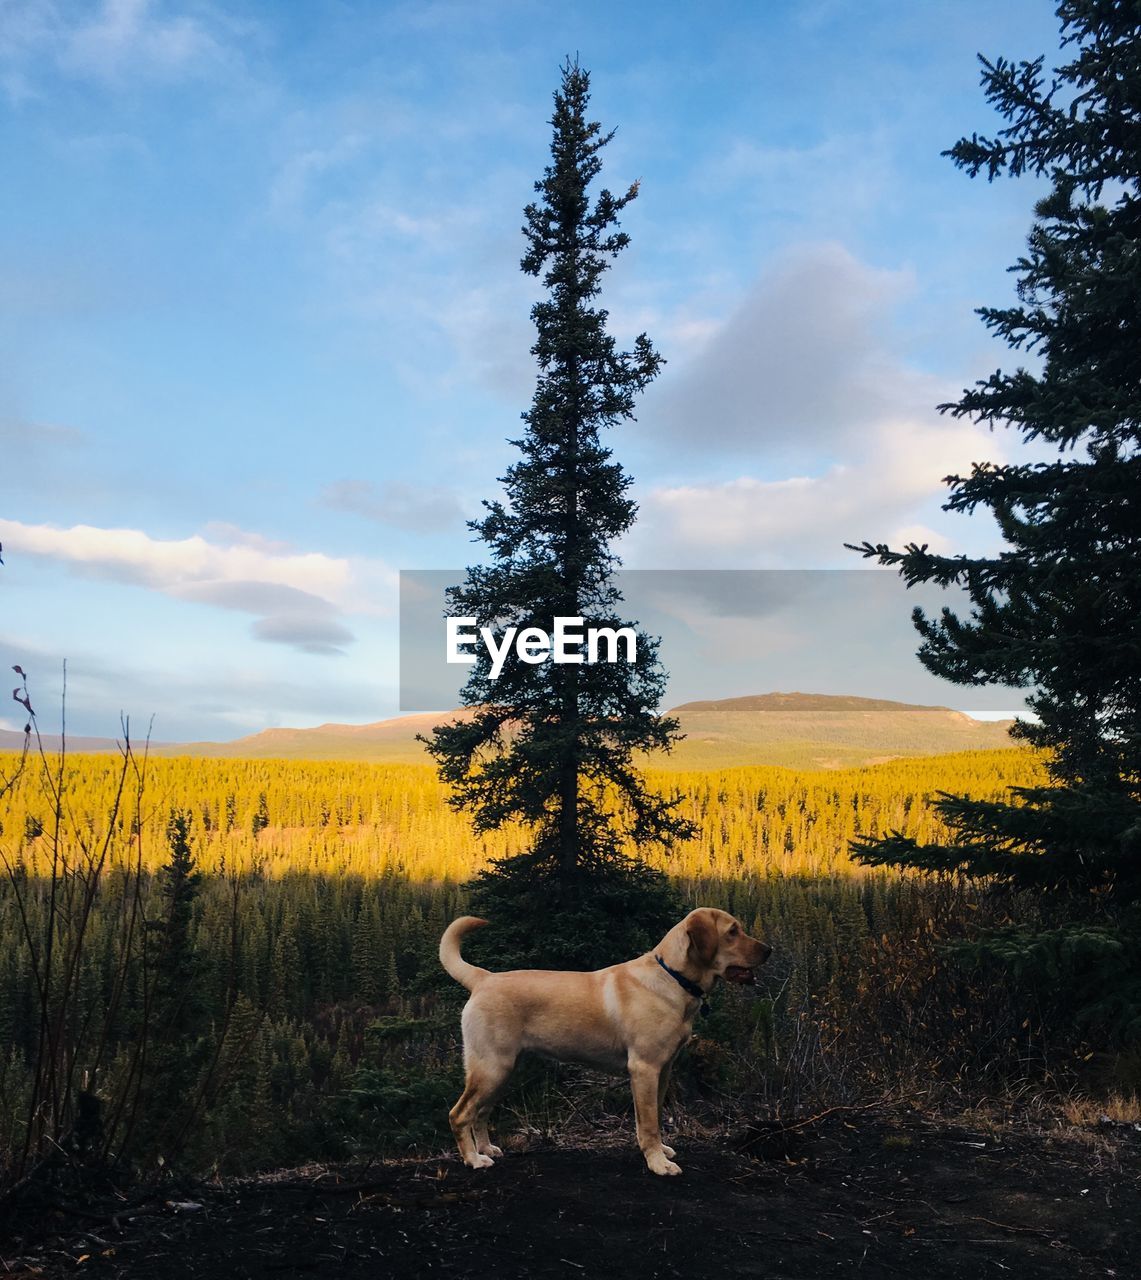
849;2;1141;1041
139;809;205;1152
423;60;690;968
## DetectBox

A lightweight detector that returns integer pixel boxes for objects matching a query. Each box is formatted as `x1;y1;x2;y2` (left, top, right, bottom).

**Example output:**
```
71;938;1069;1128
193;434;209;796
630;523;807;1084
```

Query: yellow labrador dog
439;907;771;1176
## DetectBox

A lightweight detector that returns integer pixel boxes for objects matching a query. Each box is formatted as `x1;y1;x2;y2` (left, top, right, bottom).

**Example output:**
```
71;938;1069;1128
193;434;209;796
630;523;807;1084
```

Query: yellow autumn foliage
0;747;1045;882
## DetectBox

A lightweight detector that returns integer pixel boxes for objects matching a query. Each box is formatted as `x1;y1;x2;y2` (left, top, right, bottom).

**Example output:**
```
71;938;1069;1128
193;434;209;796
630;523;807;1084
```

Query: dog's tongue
724;965;754;985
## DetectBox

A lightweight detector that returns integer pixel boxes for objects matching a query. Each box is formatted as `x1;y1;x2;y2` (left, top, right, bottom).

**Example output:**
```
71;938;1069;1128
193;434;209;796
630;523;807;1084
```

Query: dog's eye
728;924;738;937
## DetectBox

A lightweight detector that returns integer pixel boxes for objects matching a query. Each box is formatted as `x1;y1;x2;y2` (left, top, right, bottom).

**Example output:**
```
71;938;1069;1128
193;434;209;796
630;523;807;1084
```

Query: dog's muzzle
724;965;756;985
724;943;773;985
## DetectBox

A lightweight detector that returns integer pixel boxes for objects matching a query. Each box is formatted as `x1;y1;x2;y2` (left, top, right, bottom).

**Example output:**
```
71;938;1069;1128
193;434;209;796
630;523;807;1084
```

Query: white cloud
268;133;369;217
62;0;219;80
1;518;351;600
627;414;999;568
619;241;1017;568
703;132;896;238
326;194;482;264
198;522;294;555
1;0;233;96
0;518;395;653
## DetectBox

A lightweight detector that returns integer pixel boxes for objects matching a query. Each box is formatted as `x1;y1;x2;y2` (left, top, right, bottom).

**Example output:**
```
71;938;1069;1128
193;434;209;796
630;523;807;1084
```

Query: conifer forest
0;742;1083;1178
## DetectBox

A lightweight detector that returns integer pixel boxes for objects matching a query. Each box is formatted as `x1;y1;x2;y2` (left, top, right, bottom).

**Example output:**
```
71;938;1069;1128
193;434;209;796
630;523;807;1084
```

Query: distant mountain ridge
0;692;1009;771
1;693;1017;771
659;693;1015;769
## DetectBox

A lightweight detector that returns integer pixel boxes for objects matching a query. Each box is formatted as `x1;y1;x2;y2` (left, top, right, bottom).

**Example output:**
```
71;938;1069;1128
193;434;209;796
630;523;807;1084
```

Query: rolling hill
657;692;1015;769
161;709;479;765
128;693;1016;770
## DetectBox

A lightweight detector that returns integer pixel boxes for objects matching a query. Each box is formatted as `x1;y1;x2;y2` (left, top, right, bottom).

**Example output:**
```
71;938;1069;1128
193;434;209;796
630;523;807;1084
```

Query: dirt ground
4;1111;1138;1279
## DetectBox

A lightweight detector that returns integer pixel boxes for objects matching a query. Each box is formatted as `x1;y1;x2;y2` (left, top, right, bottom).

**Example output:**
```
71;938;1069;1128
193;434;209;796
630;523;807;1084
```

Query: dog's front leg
658;1058;676;1160
629;1055;681;1176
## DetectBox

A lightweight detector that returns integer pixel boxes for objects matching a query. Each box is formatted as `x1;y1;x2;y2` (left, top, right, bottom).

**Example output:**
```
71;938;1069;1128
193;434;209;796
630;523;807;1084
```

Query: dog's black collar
655;955;710;1018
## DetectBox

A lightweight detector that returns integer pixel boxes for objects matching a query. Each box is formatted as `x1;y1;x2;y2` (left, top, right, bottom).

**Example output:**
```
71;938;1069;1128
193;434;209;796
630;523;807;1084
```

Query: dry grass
1059;1092;1141;1127
949;1088;1141;1169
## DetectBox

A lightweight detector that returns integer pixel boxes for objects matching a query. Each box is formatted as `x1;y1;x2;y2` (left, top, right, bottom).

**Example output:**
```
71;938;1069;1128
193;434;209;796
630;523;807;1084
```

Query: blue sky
0;0;1062;739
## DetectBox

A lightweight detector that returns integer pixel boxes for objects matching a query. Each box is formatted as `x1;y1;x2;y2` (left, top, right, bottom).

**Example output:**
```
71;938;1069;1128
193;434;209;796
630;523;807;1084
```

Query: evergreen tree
848;2;1141;1041
141;809;205;1152
383;949;401;1010
422;60;689;967
251;791;270;837
350;907;381;1004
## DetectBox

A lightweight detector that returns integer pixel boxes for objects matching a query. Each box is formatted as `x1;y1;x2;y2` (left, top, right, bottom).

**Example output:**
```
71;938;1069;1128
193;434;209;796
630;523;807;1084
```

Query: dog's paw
478;1144;504;1158
660;1144;676;1159
646;1150;682;1177
466;1153;495;1169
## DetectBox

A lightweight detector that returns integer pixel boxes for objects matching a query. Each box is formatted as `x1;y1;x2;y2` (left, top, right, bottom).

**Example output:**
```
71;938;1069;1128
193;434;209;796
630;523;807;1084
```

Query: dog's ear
686;911;719;968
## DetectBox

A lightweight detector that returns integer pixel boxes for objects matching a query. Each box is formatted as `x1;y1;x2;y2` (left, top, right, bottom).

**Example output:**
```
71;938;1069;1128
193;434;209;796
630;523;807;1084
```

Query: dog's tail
439;916;491;991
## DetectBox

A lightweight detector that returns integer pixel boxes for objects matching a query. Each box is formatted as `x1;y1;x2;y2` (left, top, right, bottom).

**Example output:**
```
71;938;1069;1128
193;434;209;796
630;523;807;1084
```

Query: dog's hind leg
473;1105;503;1159
450;1056;514;1169
449;1075;490;1168
471;1065;512;1158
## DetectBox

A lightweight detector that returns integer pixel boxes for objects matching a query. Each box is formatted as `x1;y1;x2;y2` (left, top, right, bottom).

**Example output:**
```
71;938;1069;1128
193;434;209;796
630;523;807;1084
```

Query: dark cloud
250;614;356;655
642;243;941;458
173;579;334;615
183;580;359;656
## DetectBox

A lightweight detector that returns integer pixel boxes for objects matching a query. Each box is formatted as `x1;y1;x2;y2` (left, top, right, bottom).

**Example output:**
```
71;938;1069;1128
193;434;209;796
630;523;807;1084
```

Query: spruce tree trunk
558;344;581;876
